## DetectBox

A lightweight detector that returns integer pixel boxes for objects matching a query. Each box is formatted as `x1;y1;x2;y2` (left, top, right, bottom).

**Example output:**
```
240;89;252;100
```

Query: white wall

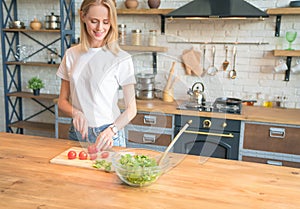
0;0;299;134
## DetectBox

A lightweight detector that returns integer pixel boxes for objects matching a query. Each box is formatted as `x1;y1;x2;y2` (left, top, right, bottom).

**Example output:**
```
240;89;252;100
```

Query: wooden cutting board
50;147;115;172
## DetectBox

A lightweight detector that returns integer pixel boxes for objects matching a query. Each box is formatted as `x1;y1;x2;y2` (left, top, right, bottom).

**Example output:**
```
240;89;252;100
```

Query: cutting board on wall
50;147;115;171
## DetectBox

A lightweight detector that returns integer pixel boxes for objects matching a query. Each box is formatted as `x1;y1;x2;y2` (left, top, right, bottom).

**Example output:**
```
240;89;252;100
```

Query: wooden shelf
3;28;60;33
267;7;300;37
7;91;58;100
6;61;60;67
120;45;168;52
267;7;300;15
117;8;173;15
273;50;300;81
8;121;55;132
273;50;300;57
117;8;174;34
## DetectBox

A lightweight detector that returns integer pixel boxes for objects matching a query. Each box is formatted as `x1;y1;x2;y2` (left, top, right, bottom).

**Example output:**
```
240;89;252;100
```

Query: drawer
243;123;300;155
242;156;300;169
131;112;173;129
127;130;171;147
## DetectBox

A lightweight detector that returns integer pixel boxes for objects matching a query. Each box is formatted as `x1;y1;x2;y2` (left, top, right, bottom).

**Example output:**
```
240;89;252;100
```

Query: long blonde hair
79;0;119;54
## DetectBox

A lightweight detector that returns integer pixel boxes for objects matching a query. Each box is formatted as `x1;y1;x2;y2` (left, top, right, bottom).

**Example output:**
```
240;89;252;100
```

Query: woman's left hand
95;127;114;151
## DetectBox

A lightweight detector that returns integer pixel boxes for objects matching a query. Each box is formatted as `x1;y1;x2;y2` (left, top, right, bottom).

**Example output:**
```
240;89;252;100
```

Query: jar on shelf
131;29;142;46
148;0;160;8
118;24;126;45
148;30;157;46
125;0;139;9
30;18;42;30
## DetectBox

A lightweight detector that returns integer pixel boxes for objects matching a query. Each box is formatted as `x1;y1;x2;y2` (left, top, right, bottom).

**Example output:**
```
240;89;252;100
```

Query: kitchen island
0;132;299;209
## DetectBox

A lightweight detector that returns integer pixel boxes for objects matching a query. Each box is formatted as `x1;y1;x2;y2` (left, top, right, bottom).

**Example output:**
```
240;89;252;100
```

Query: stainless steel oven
173;115;241;160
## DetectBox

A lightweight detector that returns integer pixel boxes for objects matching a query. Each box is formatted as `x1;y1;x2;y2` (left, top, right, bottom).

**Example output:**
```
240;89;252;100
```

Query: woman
56;0;137;151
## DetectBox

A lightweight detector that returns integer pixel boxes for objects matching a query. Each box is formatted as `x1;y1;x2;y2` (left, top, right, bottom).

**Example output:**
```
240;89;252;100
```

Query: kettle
187;82;206;105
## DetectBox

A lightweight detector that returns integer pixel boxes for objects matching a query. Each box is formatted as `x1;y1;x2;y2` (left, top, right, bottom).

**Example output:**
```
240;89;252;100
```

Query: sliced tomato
67;150;77;160
87;145;98;154
100;151;109;159
79;150;88;160
89;153;97;160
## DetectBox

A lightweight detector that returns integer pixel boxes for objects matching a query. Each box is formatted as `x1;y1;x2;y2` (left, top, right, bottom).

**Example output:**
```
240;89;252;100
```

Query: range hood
165;0;269;20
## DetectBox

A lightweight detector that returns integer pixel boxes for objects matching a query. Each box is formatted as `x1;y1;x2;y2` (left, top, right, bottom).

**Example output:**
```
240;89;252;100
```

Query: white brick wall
0;0;300;134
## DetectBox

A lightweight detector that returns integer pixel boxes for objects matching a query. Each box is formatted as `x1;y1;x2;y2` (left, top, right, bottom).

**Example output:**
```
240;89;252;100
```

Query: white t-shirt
56;44;136;127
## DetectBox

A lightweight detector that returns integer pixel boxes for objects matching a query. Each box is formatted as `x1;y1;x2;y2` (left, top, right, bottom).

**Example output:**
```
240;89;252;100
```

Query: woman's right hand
72;111;88;140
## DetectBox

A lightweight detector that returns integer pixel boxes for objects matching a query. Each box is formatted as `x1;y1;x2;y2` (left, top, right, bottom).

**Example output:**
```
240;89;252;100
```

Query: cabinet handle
267;160;283;166
142;134;156;143
184;130;234;138
143;115;156;125
269;127;285;138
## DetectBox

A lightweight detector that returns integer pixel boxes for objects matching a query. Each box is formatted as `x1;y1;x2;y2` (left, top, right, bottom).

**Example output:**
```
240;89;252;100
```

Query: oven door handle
183;130;234;138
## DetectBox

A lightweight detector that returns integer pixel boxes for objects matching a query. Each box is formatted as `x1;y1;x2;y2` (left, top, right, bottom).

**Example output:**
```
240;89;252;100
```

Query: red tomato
87;145;98;154
67;150;77;160
89;153;97;160
100;151;109;159
79;151;88;160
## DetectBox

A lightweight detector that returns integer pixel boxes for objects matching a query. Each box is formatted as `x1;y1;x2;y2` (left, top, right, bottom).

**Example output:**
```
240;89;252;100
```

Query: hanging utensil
207;46;218;76
229;46;237;79
201;45;206;77
222;46;229;71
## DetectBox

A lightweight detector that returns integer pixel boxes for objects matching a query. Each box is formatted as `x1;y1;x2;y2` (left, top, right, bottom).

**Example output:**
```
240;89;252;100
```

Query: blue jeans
68;123;126;147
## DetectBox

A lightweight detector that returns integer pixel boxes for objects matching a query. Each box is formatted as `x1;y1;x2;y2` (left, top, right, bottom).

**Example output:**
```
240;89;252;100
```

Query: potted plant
27;76;45;96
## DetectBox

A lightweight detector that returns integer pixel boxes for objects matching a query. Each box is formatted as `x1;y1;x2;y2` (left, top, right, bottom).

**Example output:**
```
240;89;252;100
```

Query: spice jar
148;30;157;46
131;29;142;46
30;18;42;30
118;24;126;45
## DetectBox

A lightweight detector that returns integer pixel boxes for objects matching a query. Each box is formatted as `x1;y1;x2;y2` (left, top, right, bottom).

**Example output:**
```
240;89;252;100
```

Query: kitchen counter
120;99;300;125
1;132;300;208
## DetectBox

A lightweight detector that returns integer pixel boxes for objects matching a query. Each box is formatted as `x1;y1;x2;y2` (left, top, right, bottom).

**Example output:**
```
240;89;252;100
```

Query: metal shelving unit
0;0;75;134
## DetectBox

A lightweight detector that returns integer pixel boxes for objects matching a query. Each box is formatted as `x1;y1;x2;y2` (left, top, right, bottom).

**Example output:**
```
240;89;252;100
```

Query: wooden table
0;132;300;209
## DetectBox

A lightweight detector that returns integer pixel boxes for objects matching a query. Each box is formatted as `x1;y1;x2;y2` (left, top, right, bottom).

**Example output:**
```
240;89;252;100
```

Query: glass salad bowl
112;148;170;187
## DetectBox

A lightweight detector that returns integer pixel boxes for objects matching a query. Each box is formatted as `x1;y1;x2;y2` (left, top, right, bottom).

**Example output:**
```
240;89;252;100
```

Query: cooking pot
45;13;60;22
136;89;162;100
136;89;155;100
136;73;155;84
214;97;257;106
135;73;156;100
187;82;206;105
136;82;155;91
214;97;242;105
45;21;60;29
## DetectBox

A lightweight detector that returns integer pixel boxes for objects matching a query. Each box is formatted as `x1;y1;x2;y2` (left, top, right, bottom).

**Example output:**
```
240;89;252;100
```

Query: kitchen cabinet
240;121;300;168
0;0;75;134
124;111;175;151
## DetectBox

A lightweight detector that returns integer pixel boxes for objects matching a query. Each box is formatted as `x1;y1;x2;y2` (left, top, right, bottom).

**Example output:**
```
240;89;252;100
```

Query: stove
177;98;242;114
